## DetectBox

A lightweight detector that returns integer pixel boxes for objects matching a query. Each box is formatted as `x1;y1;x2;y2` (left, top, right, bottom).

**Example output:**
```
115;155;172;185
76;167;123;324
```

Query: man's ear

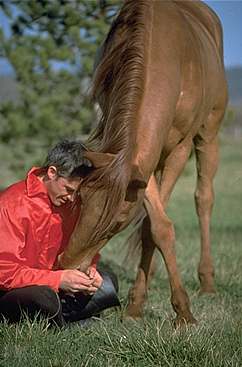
47;166;58;180
83;151;115;168
125;165;147;202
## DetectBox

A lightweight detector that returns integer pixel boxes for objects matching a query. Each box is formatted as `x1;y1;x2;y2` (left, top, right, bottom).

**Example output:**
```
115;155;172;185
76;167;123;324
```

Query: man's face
45;166;81;207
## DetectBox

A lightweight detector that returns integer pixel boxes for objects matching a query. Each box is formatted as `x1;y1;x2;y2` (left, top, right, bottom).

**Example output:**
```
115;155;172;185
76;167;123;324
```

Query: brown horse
58;0;228;326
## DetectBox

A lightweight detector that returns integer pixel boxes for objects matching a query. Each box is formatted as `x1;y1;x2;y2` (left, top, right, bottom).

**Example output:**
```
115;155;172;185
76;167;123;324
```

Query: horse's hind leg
159;136;193;209
126;216;156;319
194;97;227;294
194;132;220;294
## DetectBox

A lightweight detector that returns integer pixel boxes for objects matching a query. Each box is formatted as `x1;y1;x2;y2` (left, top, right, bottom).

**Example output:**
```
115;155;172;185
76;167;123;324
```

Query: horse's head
58;150;147;270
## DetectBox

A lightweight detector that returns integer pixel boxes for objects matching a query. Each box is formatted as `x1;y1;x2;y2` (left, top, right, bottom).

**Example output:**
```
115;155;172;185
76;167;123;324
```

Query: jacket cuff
49;270;64;292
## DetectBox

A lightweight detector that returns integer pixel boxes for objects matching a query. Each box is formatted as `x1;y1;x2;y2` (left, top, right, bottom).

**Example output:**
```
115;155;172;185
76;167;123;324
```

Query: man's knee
0;285;61;322
26;285;61;317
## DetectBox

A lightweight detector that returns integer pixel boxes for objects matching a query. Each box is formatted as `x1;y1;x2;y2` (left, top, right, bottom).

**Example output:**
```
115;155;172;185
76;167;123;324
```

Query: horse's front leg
126;216;156;319
145;174;197;327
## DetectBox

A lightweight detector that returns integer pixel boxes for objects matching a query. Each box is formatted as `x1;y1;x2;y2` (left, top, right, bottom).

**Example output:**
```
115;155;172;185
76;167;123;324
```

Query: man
0;139;120;327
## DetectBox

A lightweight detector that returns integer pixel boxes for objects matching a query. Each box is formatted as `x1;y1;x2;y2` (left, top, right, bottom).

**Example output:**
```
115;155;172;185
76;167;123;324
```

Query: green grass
1;136;242;366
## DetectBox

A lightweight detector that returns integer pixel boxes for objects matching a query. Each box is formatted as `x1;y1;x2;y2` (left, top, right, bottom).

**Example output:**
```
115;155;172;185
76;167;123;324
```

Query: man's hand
86;266;103;289
59;269;98;293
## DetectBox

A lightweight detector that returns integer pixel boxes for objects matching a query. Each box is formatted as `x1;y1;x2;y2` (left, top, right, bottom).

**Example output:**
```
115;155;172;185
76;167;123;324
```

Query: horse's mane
83;0;149;247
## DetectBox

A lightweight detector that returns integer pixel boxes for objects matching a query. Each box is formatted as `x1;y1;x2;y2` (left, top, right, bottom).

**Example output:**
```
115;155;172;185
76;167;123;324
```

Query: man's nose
67;193;75;202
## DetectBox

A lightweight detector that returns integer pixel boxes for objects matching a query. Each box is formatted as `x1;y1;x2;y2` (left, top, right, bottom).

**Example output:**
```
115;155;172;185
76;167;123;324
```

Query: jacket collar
26;167;49;199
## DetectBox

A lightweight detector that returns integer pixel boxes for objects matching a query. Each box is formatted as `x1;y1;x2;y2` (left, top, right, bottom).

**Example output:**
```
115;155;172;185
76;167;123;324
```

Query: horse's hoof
173;314;198;329
123;305;143;321
122;314;142;322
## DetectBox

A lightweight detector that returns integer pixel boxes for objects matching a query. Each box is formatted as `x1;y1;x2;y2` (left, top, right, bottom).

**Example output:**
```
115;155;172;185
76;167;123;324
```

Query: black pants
0;271;120;327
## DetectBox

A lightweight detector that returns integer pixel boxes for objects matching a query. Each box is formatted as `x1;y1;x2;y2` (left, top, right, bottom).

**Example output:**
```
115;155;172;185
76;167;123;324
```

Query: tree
0;0;120;182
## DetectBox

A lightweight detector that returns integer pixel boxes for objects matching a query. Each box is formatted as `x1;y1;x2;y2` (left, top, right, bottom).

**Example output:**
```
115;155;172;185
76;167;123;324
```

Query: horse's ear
125;165;147;202
83;151;115;168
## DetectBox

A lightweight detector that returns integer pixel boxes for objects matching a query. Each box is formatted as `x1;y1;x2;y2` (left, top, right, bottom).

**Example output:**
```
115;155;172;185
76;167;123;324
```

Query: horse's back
174;0;224;53
151;0;226;86
150;1;227;140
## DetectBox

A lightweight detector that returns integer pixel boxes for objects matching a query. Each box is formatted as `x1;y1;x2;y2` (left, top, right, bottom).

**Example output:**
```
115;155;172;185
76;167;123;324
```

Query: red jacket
0;167;98;292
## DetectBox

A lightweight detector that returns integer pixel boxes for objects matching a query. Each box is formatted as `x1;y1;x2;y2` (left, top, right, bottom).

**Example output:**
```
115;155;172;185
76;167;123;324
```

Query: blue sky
0;0;241;74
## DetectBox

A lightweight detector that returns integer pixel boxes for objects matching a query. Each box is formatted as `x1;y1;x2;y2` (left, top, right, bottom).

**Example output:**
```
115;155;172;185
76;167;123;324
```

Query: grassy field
0;136;242;366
